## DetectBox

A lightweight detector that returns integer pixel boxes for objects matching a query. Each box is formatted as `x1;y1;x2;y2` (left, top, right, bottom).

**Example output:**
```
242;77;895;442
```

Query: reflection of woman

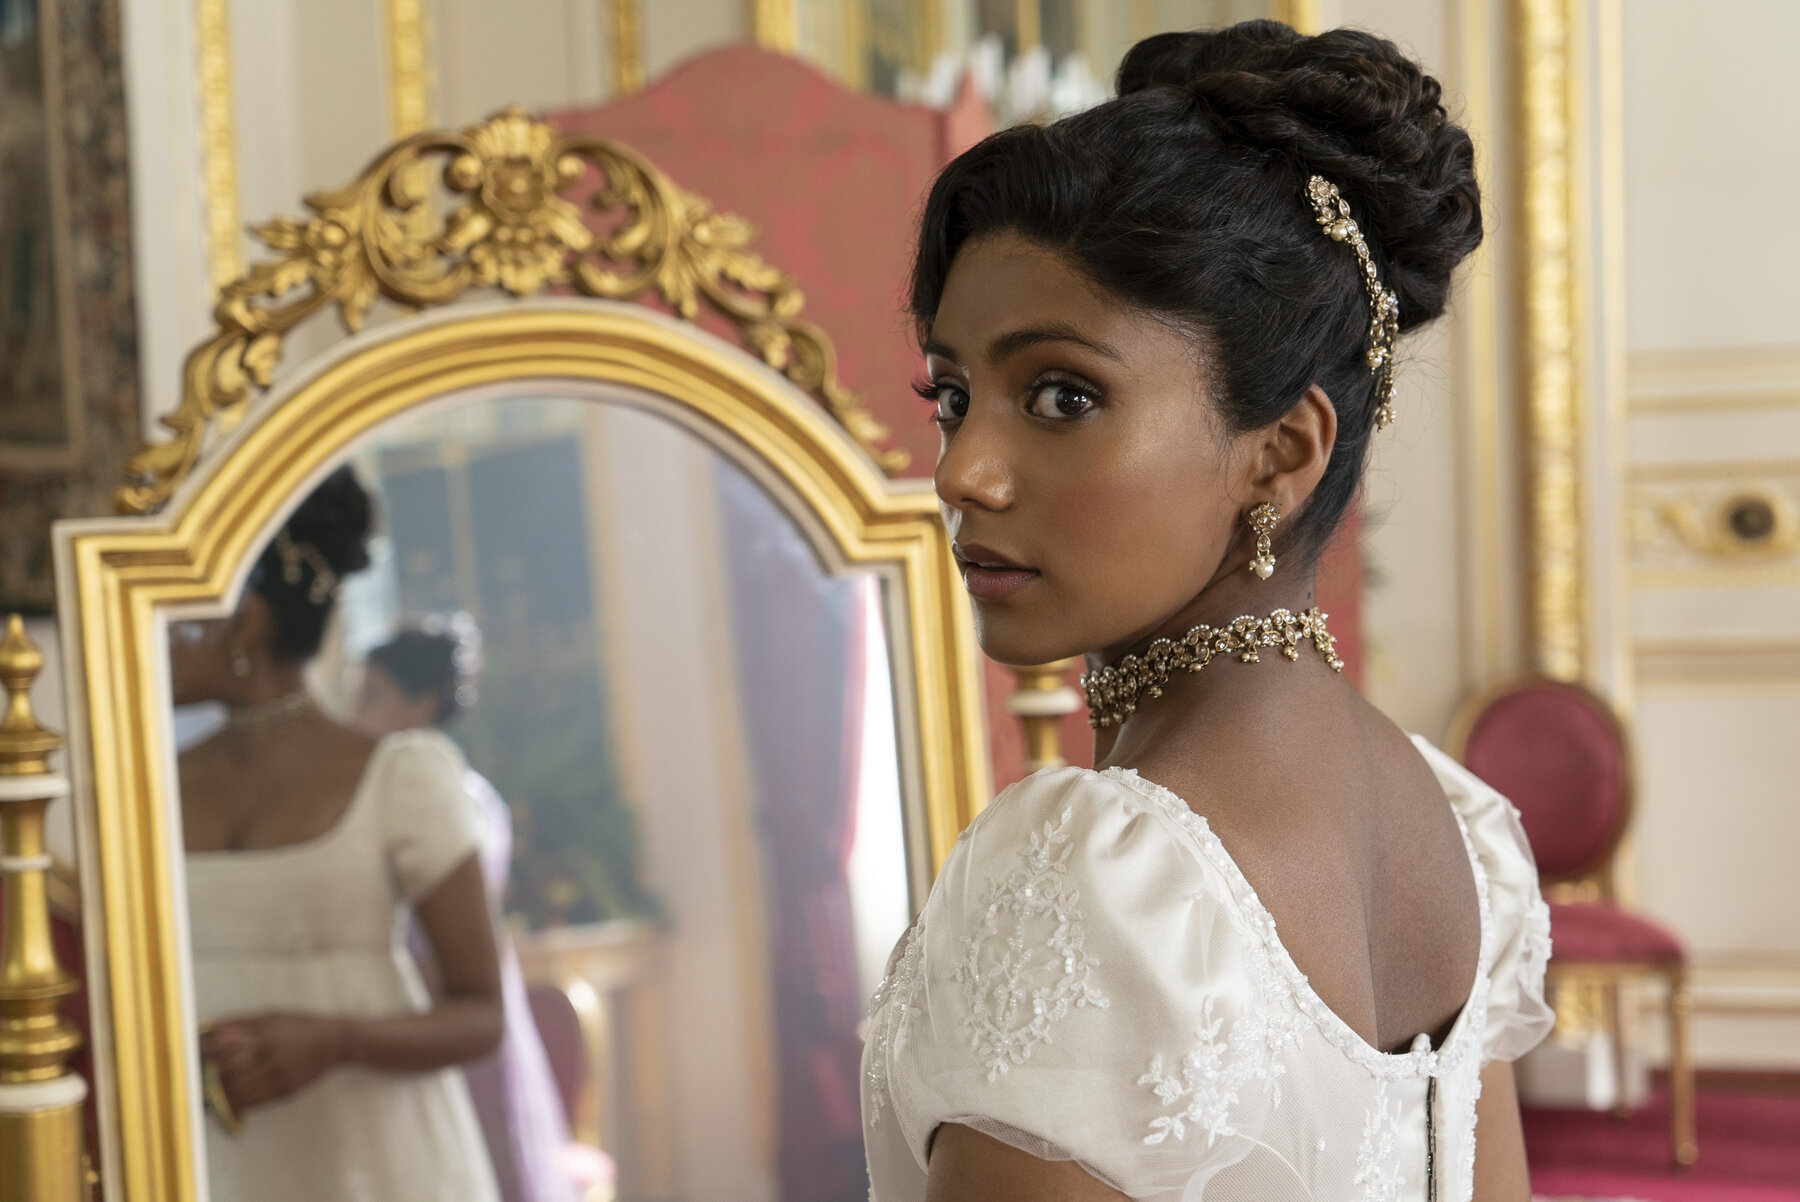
173;468;503;1202
864;23;1552;1202
358;620;580;1202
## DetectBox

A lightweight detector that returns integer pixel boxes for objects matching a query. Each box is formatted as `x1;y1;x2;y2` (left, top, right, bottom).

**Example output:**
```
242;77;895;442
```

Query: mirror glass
166;385;914;1202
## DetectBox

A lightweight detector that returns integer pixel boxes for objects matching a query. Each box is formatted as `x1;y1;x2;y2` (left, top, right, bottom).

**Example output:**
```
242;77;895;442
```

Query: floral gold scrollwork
119;107;906;514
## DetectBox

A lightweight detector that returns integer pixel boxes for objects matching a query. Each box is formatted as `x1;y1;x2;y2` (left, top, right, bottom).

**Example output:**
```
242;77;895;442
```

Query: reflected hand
201;1014;349;1113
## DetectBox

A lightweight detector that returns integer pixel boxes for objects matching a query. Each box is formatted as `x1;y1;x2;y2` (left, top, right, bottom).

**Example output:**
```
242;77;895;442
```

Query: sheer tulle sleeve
377;729;485;903
862;767;1297;1199
1418;738;1555;1063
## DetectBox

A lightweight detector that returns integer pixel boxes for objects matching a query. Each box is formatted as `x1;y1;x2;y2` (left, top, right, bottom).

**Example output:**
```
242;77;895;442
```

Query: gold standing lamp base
0;616;90;1202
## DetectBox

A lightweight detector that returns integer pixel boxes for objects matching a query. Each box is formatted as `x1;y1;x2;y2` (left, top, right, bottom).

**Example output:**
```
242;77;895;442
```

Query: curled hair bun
284;466;375;576
1119;20;1480;330
249;466;375;661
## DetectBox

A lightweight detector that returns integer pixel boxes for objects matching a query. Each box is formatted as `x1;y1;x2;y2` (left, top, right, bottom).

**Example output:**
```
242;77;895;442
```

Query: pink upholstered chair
1446;677;1696;1167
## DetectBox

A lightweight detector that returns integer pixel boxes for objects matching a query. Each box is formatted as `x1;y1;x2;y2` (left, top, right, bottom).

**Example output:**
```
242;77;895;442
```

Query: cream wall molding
1628;457;1800;484
1629;344;1800;414
1690;961;1800;1018
1635;637;1800;685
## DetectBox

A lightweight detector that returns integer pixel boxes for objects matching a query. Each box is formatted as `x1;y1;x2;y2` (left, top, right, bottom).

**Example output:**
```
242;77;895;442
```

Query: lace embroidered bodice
861;735;1553;1201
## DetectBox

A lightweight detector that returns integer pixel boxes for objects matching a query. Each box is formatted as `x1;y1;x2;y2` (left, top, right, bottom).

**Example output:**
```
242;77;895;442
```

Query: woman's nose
934;412;1015;514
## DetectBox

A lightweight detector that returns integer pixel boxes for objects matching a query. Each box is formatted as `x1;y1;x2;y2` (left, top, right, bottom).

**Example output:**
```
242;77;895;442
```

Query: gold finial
1;615;62;777
1006;660;1082;774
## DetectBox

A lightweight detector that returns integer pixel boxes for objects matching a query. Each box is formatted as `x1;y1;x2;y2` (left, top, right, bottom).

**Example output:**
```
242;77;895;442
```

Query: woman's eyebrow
922;338;963;366
985;323;1125;365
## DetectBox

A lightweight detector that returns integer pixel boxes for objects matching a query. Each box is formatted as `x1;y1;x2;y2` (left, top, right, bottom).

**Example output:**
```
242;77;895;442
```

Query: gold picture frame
52;111;989;1202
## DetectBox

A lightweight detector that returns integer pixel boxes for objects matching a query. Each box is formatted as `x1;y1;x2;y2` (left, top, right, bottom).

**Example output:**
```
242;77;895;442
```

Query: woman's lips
954;542;1040;601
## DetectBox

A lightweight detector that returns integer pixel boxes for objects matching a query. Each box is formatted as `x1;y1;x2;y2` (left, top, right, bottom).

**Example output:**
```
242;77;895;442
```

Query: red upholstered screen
550;43;1364;787
1461;681;1629;880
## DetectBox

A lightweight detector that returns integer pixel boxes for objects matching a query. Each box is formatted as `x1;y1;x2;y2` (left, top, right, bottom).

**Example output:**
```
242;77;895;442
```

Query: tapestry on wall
0;0;139;612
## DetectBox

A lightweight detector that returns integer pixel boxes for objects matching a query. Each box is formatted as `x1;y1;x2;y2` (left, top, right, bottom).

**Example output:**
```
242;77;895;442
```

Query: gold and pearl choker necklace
1079;607;1344;729
226;690;315;731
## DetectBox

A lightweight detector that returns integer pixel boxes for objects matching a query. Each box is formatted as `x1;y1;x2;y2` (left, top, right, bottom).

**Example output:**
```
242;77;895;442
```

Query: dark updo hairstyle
365;615;483;727
247;466;374;661
911;20;1481;561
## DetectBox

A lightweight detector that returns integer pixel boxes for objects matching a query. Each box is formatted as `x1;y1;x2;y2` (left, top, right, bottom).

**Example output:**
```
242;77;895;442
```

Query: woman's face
926;232;1253;667
354;663;439;736
168;617;233;707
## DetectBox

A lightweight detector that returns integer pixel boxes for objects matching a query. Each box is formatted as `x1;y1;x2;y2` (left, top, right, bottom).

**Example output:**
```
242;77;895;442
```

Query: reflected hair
365;613;484;727
247;467;375;661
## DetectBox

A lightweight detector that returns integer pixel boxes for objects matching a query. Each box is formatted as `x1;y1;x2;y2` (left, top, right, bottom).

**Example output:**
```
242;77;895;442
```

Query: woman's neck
225;664;309;710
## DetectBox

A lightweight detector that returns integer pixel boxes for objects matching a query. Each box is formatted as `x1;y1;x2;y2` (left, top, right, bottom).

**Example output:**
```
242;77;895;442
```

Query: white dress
186;728;502;1202
862;735;1554;1201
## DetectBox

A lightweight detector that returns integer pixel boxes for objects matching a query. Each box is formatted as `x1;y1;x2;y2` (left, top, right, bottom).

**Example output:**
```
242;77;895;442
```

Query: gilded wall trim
609;0;645;93
1270;0;1323;33
195;0;241;292
1516;0;1589;682
753;0;798;53
383;0;432;138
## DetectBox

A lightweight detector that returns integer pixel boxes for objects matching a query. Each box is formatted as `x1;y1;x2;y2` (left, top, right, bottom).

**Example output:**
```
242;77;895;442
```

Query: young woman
862;22;1553;1202
173;468;504;1202
358;620;581;1202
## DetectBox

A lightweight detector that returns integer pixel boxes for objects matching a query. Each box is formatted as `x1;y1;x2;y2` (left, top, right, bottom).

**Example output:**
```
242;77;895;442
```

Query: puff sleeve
1418;738;1555;1063
376;729;486;904
862;767;1298;1200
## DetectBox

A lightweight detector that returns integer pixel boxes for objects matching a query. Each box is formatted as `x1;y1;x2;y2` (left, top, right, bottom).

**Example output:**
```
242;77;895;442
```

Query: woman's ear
1246;384;1336;513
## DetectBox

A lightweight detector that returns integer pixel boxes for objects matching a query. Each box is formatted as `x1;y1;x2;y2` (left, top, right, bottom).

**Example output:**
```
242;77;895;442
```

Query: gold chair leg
1608;981;1632;1119
1668;968;1697;1167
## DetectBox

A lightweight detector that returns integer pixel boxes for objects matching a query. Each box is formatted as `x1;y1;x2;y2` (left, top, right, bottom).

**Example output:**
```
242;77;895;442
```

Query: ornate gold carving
0;615;88;1202
119;108;906;513
1629;464;1800;587
1516;0;1588;682
195;0;242;291
383;0;432;138
1635;482;1800;562
609;0;645;94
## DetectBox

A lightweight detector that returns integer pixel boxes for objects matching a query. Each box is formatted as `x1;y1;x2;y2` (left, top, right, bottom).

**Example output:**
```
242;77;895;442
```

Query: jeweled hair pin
1306;175;1401;429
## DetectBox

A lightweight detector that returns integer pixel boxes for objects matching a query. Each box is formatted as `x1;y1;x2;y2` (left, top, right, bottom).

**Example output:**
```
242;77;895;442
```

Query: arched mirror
53;113;987;1202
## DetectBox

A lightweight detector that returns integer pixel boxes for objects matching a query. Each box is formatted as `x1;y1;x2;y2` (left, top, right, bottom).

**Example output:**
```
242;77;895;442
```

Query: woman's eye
924;383;968;426
1026;380;1099;420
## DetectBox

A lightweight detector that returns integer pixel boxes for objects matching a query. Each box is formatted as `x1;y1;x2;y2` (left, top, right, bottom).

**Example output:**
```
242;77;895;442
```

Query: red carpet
1525;1085;1800;1202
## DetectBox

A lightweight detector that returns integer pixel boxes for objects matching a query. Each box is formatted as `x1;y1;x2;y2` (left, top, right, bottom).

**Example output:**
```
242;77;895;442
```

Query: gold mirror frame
53;112;988;1202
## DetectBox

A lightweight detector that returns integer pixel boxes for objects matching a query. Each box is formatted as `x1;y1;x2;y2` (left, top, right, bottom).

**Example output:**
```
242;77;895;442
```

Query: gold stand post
1006;660;1081;775
0;615;87;1202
